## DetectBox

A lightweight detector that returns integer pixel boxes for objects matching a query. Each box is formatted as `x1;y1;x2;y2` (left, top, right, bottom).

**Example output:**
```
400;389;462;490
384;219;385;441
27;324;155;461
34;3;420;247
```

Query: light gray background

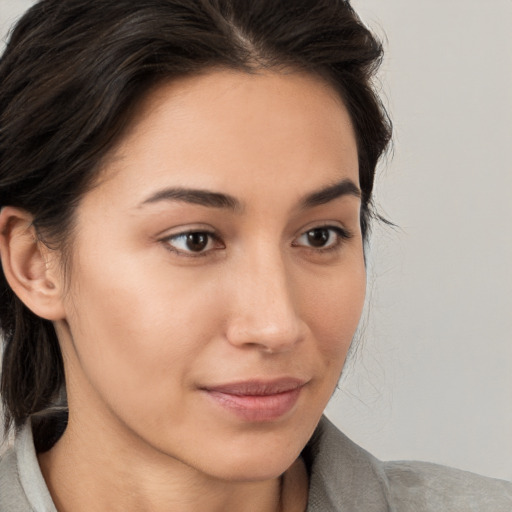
1;0;511;481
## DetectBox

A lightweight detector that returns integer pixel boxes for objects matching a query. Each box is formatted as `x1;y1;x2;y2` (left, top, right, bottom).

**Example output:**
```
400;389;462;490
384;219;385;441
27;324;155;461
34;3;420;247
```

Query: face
55;69;365;481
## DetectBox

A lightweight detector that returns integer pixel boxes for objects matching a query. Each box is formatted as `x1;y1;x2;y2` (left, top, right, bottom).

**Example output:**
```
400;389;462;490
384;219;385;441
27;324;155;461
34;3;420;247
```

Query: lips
201;378;306;422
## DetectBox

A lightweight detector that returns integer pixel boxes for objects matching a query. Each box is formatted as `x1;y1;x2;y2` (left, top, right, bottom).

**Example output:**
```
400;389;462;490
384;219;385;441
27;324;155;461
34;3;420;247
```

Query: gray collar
16;422;57;512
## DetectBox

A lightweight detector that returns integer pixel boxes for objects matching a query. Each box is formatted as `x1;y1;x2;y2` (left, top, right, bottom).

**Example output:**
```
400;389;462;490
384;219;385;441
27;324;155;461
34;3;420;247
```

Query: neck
37;414;308;512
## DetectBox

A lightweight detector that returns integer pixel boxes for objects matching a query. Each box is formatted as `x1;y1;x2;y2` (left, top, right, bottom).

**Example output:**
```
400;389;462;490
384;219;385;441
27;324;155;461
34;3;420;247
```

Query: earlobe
0;206;66;321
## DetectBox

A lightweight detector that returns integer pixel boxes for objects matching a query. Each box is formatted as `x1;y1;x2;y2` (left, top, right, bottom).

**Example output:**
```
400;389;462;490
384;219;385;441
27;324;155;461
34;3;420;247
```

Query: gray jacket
1;416;511;511
305;417;512;511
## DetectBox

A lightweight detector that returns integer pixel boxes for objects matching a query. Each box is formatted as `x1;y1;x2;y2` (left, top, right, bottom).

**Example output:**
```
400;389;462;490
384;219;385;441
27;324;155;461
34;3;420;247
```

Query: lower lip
204;387;303;422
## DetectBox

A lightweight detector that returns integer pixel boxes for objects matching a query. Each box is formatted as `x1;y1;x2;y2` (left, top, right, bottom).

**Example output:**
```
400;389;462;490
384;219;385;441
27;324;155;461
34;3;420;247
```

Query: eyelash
161;225;352;258
292;225;352;253
161;230;223;258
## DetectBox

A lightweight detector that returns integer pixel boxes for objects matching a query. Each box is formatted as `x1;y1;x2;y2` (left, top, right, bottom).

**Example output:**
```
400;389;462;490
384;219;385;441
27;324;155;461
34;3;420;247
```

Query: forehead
91;69;359;211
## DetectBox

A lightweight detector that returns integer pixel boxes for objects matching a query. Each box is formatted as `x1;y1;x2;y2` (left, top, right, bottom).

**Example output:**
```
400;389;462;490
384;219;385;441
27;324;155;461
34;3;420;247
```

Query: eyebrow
139;178;360;211
140;187;241;211
299;179;361;209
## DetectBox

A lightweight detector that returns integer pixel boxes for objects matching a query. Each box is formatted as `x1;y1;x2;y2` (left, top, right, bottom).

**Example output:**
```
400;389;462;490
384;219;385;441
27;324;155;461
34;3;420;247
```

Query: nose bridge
226;242;303;351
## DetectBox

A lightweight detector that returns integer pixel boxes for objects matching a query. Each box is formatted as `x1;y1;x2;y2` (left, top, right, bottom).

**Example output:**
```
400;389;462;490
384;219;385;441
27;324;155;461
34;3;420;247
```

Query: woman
0;1;510;510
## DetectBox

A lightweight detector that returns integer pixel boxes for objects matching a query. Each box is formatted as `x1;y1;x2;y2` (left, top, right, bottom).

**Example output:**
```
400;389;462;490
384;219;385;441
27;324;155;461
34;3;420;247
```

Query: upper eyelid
159;223;352;240
155;223;220;243
294;222;352;238
163;229;220;245
166;228;217;238
292;225;351;246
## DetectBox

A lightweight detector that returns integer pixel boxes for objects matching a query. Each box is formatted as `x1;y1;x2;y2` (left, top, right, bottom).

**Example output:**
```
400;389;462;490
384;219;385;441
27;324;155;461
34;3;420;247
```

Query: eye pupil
186;233;208;251
307;228;329;247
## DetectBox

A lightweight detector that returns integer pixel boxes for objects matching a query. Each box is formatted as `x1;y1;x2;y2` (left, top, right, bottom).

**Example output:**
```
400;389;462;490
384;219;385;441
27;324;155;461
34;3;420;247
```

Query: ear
0;206;66;321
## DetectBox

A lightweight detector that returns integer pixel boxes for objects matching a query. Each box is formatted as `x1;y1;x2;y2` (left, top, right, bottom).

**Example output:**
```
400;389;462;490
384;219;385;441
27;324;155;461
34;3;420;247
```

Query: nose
225;248;305;353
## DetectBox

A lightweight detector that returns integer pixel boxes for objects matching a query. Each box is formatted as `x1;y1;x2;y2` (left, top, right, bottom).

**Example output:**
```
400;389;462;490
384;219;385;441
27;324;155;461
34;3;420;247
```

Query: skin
1;69;365;511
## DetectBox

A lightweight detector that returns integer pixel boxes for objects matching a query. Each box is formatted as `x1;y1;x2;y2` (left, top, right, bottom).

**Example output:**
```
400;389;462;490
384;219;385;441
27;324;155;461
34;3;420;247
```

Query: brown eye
164;230;220;255
186;232;209;252
306;228;330;247
293;225;351;251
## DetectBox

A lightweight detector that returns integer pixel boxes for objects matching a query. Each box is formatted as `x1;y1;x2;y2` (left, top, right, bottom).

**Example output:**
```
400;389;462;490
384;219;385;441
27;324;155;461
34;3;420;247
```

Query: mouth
200;378;306;422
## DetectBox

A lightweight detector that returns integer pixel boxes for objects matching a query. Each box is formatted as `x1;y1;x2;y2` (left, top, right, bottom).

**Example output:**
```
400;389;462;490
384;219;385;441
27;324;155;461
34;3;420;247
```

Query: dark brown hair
0;0;391;448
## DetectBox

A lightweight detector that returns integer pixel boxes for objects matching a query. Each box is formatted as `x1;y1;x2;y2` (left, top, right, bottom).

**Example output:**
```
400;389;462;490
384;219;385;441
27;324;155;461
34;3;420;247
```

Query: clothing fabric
0;416;511;511
304;417;512;511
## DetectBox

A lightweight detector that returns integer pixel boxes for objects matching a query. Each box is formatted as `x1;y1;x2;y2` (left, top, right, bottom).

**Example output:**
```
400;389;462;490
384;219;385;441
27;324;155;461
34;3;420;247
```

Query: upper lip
202;378;307;396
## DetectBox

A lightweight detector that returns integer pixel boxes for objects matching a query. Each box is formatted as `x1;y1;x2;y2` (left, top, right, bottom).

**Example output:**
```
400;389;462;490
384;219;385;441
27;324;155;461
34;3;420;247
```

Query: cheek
300;256;366;366
62;248;222;416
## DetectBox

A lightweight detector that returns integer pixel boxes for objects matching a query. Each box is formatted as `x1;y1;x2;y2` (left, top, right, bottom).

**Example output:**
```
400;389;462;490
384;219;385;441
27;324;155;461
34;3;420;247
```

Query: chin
184;423;313;482
202;447;301;483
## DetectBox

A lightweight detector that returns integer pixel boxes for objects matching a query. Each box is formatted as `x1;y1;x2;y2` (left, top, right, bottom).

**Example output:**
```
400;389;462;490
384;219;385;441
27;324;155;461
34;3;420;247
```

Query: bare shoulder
384;460;512;512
